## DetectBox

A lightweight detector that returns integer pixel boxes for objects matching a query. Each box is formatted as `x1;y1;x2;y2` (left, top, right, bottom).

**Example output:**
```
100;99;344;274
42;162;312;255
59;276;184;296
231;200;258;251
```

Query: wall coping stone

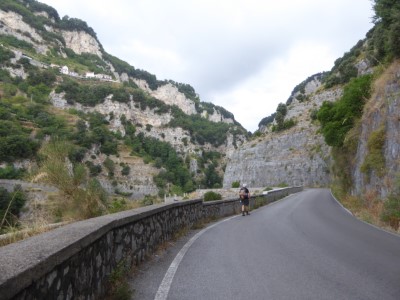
0;187;302;299
0;199;202;299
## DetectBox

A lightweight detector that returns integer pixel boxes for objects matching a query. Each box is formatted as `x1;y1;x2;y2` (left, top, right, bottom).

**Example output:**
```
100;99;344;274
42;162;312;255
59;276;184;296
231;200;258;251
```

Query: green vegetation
203;163;222;188
320;0;400;90
105;260;132;300
168;80;198;101
203;191;222;202
72;112;118;156
56;78;127;106
361;125;386;179
0;0;248;233
0;186;27;233
382;190;400;230
270;103;297;132
286;72;328;105
169;107;236;147
59;16;98;39
323;41;363;88
34;140;108;221
0;44;15;64
231;181;240;188
123;124;195;194
102;53;163;90
317;75;374;196
0;165;26;179
368;0;400;64
258;112;276;128
318;74;373;147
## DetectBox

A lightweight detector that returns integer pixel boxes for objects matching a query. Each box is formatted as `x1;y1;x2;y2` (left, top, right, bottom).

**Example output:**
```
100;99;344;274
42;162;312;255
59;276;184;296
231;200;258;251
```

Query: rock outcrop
223;79;341;188
61;30;102;57
352;61;400;198
0;9;47;54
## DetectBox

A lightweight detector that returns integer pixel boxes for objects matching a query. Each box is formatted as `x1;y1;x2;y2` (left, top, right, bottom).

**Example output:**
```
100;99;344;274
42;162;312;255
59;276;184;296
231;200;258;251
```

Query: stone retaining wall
0;187;302;300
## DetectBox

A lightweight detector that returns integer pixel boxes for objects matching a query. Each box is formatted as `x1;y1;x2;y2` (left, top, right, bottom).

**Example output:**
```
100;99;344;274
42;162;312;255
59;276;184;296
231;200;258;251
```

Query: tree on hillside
275;103;288;131
372;0;400;59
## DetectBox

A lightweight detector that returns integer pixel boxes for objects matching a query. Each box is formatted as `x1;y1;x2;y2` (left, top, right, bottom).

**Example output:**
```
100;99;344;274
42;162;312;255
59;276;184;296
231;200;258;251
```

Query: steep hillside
352;61;400;199
225;0;400;231
0;0;248;228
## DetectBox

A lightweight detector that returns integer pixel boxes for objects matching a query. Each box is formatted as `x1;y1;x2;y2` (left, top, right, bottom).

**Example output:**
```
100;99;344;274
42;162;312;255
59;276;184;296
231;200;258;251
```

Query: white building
85;72;95;78
61;65;69;75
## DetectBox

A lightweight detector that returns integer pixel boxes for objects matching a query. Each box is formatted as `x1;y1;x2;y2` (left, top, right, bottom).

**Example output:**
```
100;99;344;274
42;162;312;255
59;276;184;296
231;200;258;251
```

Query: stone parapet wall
0;187;302;300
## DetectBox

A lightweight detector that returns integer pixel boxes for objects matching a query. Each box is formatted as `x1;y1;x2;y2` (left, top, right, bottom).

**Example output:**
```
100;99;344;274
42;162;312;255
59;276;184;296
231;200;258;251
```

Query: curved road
131;189;400;300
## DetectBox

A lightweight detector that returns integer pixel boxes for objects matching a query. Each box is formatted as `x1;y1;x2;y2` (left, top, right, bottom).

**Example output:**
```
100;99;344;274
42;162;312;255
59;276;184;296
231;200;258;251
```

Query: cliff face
50;83;242;158
224;80;341;188
352;61;400;198
0;9;47;54
61;30;102;57
0;9;102;57
223;129;331;188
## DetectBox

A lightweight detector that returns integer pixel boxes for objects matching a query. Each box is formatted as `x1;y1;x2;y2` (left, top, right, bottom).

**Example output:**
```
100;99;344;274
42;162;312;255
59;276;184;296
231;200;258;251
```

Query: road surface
130;188;400;300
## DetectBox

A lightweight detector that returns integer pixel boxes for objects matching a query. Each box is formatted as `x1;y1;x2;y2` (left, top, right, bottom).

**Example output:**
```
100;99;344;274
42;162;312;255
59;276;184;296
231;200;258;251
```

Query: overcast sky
40;0;374;132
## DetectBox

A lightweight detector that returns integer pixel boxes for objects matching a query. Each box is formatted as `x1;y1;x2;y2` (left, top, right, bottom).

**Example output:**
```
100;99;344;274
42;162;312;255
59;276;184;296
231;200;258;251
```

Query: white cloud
210;41;338;130
40;0;374;131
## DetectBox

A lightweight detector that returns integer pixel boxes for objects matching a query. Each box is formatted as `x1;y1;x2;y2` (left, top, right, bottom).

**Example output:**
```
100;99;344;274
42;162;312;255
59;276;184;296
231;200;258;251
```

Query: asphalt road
130;188;400;300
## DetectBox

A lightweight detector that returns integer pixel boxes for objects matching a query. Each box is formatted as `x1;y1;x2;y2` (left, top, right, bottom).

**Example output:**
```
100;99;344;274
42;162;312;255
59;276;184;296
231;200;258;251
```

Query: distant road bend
131;188;400;300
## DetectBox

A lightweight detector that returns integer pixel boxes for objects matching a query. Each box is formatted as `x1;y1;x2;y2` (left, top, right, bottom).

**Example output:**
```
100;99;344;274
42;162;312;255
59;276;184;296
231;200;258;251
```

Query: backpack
240;187;249;199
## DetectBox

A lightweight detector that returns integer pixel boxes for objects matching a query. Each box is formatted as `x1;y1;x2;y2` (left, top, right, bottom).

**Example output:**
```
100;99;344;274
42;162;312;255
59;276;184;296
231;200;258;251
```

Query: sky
40;0;374;132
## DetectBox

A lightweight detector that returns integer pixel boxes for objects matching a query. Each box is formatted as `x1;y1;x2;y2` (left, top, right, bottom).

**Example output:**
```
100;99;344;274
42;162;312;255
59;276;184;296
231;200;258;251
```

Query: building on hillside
94;73;113;81
60;66;69;75
85;72;95;78
69;71;79;77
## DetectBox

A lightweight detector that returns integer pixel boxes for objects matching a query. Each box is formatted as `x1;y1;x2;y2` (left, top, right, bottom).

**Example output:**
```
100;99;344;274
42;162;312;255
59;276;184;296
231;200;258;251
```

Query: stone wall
0;187;302;300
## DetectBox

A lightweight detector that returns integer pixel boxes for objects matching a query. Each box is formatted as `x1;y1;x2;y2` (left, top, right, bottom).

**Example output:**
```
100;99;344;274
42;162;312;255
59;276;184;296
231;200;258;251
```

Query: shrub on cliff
360;125;386;179
232;181;240;188
318;74;373;147
381;194;400;230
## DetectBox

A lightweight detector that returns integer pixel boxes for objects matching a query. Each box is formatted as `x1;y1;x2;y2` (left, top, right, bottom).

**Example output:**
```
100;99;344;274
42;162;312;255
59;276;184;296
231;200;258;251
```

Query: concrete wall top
0;199;202;295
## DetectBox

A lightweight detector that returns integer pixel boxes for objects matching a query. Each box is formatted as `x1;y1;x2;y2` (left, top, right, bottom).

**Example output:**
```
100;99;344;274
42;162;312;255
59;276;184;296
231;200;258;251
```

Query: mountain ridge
1;0;400;233
0;0;249;229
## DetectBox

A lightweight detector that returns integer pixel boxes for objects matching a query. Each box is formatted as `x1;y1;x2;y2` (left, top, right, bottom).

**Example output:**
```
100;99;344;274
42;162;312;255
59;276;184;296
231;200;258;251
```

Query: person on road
239;183;250;216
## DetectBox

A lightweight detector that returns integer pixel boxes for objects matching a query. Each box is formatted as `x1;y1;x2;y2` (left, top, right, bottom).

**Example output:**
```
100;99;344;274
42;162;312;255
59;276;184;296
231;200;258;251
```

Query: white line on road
154;215;238;300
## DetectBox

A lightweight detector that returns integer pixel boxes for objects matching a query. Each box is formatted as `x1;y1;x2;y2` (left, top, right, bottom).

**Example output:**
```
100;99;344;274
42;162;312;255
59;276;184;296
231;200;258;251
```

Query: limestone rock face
150;83;197;115
0;9;47;54
98;156;159;199
223;126;331;188
0;10;43;42
223;84;342;188
61;30;102;57
352;62;400;198
133;80;236;124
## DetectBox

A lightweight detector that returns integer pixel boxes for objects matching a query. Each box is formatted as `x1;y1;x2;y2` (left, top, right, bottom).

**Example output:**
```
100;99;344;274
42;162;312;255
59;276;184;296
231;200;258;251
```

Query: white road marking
154;215;238;300
329;190;353;215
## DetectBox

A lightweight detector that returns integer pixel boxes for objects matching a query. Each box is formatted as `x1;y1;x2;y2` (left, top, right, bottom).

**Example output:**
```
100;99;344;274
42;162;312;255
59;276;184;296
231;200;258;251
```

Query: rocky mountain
352;60;400;199
224;75;340;188
1;0;400;232
223;39;380;191
224;0;400;230
0;0;248;206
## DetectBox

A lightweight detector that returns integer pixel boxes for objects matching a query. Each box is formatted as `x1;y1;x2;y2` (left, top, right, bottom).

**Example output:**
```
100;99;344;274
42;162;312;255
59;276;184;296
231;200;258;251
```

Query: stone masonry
0;187;302;300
